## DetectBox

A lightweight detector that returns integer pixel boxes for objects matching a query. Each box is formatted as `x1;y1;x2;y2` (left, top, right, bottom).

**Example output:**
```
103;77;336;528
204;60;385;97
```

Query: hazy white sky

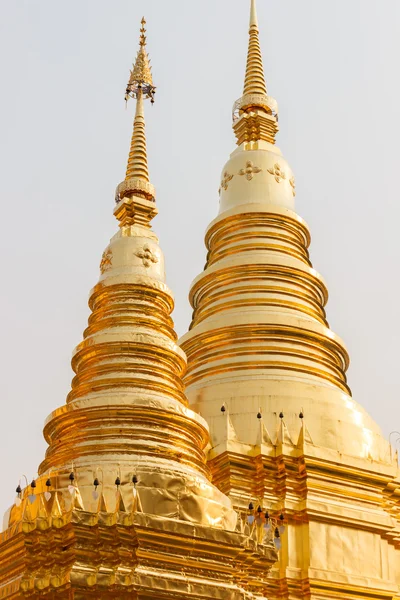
1;0;400;519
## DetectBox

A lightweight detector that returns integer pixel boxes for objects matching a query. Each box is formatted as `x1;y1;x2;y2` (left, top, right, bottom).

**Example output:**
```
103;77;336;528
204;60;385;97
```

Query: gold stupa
180;0;400;598
0;18;278;599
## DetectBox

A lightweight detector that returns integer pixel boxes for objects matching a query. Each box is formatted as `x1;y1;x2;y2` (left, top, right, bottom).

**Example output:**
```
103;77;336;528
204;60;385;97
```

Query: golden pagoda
180;0;400;598
0;18;278;599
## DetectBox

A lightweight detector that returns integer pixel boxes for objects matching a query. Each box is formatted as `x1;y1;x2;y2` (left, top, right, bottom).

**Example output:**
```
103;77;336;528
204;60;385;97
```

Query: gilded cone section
243;0;267;96
180;1;400;599
125;90;149;182
0;16;278;599
183;205;351;397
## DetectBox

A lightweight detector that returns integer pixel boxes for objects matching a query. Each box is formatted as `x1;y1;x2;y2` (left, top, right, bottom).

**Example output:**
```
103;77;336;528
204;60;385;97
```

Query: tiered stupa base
0;501;277;599
206;427;400;600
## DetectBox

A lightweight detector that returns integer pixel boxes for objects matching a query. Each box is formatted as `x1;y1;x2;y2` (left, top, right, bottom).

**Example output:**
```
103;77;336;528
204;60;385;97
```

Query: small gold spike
99;493;108;513
116;491;127;514
51;492;63;519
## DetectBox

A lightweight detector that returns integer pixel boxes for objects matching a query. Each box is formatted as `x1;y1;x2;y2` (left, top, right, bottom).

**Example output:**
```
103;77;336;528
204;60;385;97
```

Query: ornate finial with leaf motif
125;17;156;104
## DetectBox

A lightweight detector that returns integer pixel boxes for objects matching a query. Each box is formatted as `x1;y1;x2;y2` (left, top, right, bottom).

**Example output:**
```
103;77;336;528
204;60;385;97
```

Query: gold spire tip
250;0;258;29
243;0;266;97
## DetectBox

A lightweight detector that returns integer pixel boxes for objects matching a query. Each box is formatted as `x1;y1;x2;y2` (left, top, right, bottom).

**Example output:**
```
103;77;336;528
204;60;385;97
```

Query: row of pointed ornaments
219;405;314;449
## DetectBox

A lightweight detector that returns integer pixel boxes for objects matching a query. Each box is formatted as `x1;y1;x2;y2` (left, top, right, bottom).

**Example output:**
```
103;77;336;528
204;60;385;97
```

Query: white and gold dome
181;0;389;464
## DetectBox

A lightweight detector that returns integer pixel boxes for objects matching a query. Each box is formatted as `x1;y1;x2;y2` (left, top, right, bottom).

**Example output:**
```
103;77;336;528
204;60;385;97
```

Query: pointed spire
244;0;267;97
250;0;258;28
115;18;157;225
232;0;279;145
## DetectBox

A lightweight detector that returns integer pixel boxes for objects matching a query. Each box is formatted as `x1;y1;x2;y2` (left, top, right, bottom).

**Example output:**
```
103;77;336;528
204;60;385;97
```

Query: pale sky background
0;0;399;520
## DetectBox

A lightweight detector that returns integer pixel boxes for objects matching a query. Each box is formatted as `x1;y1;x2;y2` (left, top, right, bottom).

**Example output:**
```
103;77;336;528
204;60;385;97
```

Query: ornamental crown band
116;178;156;202
233;94;279;122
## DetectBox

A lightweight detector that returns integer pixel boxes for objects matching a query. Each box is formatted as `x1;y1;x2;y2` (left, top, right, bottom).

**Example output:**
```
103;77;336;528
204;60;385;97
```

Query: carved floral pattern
267;163;286;183
100;249;113;274
289;176;296;196
135;244;159;268
239;161;262;181
219;172;234;194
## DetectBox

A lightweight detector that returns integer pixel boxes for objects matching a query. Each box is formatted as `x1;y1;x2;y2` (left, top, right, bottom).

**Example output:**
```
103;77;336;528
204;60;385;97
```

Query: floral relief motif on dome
267;163;286;183
100;248;113;274
135;244;159;268
219;171;234;195
239;161;262;181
